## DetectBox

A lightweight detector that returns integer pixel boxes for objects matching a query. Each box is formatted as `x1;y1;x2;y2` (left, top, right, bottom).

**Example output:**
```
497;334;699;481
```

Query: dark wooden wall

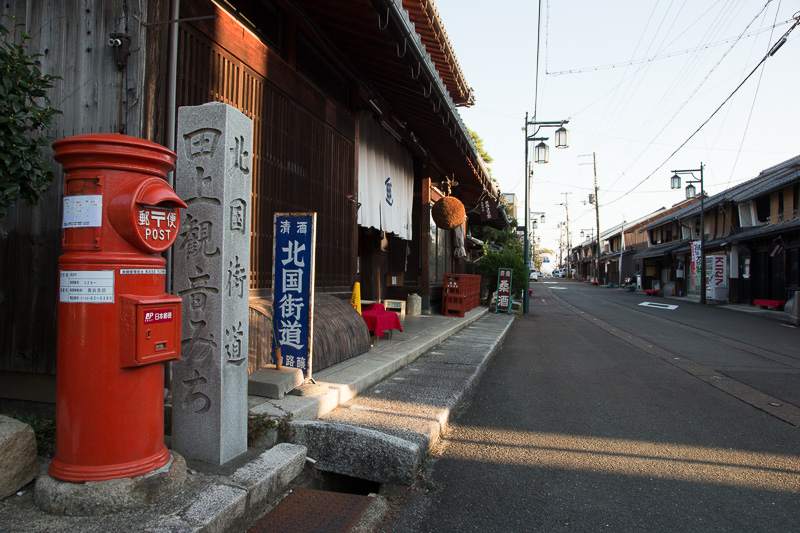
177;1;358;296
0;1;167;382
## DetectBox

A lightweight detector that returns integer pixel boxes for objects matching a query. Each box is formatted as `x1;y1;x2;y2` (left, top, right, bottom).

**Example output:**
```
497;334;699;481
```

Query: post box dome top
53;133;176;179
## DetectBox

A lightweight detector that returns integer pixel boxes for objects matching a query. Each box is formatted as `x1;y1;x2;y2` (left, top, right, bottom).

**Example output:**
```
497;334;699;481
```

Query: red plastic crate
442;274;480;316
443;294;466;317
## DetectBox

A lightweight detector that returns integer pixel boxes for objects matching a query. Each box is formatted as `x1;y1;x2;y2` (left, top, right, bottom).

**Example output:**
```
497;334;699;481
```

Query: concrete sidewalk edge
294;313;516;486
248;307;489;421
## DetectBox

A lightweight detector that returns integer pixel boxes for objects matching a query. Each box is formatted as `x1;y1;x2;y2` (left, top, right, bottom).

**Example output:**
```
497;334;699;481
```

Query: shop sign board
479;196;499;221
496;268;513;313
273;213;316;377
706;255;727;288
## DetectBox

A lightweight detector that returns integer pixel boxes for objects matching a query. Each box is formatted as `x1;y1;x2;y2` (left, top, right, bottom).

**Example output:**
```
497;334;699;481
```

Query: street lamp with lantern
670;163;706;305
530;211;546;272
524;113;569;314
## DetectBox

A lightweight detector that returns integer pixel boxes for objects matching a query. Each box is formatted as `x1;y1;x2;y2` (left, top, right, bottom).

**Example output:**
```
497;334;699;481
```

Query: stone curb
149;443;306;533
249;308;488;421
288;314;515;485
0;308;500;530
291;420;421;485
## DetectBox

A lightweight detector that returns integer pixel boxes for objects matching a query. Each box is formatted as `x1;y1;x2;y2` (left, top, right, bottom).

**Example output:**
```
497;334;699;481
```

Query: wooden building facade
0;0;500;408
633;156;800;302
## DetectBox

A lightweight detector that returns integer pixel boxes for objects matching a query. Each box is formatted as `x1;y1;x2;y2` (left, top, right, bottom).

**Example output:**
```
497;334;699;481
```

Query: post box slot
107;177;187;254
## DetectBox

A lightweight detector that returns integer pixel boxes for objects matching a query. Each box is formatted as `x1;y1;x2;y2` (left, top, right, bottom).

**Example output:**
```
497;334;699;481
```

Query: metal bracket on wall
108;33;131;69
378;7;390;30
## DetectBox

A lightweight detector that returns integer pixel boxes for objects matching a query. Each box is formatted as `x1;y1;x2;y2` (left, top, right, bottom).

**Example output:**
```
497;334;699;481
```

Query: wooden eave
291;0;494;202
401;0;475;107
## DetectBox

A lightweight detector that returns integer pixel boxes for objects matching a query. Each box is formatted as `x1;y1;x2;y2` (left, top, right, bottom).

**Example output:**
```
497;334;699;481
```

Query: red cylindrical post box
50;134;187;482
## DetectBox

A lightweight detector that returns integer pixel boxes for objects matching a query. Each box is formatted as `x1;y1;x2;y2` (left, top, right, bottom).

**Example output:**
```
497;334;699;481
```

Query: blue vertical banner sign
272;213;316;377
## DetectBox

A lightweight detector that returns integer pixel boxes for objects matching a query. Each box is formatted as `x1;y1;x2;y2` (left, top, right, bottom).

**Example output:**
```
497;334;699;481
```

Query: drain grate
249;487;374;533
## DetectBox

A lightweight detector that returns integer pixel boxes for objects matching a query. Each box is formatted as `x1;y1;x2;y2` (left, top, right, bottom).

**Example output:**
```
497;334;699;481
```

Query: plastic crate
443;274;481;316
443;294;466;317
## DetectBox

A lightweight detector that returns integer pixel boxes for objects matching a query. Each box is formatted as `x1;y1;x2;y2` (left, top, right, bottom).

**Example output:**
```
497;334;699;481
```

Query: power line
602;1;782;197
592;0;666;142
574;0;761;182
547;19;792;76
603;13;799;207
577;1;738;175
725;0;782;188
533;0;543;120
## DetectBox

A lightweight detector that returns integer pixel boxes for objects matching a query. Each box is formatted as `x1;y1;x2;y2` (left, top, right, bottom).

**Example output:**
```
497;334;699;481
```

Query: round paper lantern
431;196;465;230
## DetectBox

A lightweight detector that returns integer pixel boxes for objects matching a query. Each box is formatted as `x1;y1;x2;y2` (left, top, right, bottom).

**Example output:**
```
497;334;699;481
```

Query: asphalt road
383;280;800;532
546;280;800;412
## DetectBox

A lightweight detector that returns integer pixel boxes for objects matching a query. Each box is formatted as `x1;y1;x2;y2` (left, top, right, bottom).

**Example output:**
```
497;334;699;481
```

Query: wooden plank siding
177;8;358;296
0;0;165;375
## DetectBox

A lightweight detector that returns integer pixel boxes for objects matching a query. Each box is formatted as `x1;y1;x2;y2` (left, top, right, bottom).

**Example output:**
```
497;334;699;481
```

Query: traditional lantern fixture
524;115;569;315
555;125;569;149
534;141;549;164
685;183;697;199
670;173;682;190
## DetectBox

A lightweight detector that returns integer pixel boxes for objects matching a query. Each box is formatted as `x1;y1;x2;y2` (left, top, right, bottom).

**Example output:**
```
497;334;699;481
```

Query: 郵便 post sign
272;213;316;377
496;268;513;313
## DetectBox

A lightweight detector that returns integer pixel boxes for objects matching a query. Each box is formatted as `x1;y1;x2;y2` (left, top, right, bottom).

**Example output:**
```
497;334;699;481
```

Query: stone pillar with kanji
171;102;253;464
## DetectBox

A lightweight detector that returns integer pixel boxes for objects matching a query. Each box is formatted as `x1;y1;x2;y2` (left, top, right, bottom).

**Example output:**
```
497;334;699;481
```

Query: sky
433;0;800;270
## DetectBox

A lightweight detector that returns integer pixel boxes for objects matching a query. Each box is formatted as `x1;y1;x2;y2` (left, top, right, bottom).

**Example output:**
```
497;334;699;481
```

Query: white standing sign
706;255;727;287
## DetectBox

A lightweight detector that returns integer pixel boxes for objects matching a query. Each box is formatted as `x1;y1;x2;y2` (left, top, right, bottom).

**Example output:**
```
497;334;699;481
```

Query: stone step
288;314;515;485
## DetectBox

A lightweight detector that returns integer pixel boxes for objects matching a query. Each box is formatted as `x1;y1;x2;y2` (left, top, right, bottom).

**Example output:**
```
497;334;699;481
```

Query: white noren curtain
357;111;413;240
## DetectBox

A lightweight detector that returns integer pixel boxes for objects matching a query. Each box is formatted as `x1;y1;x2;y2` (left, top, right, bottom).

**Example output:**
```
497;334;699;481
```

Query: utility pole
618;217;625;288
592;153;601;284
523;113;530;313
559;193;571;277
579;153;602;283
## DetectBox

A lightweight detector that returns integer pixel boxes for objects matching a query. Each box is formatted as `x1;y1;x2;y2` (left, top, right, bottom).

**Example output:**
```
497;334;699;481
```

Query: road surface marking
639;302;678;310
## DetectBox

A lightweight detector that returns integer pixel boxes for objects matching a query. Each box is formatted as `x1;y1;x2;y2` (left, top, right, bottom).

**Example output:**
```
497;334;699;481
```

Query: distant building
502;193;518;221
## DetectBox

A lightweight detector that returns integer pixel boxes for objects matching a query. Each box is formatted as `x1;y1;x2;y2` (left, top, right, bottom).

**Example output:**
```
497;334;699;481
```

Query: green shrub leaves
0;18;61;221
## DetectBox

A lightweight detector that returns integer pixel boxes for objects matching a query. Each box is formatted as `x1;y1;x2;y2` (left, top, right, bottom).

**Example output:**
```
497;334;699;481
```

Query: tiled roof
643;155;800;230
632;241;684;259
728;217;800;242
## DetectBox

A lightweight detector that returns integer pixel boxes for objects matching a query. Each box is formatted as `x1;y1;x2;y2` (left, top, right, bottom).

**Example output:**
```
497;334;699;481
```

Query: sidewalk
250;306;495;420
0;306;514;532
661;293;794;321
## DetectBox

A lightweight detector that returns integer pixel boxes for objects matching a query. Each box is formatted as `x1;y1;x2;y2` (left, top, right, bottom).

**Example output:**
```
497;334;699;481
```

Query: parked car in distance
553;269;564;278
530;270;540;282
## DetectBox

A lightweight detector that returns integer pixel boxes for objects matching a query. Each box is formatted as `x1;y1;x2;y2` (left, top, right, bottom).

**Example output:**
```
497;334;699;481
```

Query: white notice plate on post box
62;195;102;228
59;270;114;303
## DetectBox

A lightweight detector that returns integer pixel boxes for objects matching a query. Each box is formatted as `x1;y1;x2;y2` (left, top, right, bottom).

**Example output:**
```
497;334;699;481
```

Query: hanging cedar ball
431;196;466;230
